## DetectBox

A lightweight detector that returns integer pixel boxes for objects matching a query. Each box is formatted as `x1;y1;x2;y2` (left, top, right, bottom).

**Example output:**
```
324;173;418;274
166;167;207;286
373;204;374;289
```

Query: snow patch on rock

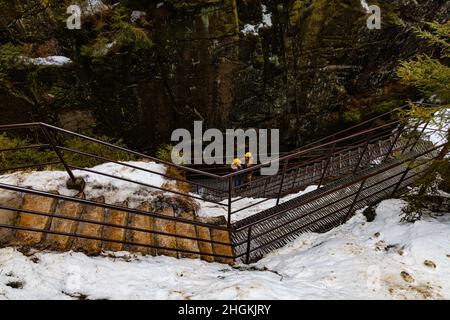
241;4;273;36
0;161;169;207
84;0;109;16
360;0;370;13
20;56;72;66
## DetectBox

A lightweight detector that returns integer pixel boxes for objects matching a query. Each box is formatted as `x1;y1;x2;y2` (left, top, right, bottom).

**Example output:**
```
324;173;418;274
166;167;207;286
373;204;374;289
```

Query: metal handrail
0;103;446;263
0;122;223;179
222;119;403;178
232;155;435;246
0;116;432;207
0;122;229;208
232;142;444;232
0;182;229;231
0;102;440;181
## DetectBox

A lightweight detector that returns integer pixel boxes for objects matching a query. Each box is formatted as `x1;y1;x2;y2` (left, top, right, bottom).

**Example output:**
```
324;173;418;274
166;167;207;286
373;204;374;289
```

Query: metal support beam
391;160;416;197
353;130;374;174
245;226;253;264
319;138;336;187
383;124;405;162
227;176;233;228
276;159;289;205
343;179;367;223
41;126;76;182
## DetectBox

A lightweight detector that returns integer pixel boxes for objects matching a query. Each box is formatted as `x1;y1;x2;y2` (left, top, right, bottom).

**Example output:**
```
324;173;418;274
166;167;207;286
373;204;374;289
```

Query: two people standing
231;152;254;187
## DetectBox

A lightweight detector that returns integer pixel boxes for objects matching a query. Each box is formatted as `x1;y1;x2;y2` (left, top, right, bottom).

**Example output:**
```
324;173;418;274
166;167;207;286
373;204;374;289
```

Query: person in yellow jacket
231;158;243;187
243;152;254;184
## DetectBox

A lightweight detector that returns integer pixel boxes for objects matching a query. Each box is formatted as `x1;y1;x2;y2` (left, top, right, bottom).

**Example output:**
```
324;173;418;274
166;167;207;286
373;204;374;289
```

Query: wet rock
2;1;447;152
401;271;415;283
363;206;377;222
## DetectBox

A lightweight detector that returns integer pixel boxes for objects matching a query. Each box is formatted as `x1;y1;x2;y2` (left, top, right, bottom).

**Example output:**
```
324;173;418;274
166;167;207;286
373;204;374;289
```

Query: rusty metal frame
232;147;442;261
0;102;447;263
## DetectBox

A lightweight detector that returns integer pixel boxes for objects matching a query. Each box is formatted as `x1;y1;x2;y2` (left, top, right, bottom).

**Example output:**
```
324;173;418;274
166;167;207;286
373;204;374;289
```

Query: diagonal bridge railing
0;103;448;263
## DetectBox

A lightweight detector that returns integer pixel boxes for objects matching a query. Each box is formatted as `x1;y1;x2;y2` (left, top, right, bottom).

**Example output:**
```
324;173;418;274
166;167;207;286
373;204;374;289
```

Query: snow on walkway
1;199;449;300
195;186;319;222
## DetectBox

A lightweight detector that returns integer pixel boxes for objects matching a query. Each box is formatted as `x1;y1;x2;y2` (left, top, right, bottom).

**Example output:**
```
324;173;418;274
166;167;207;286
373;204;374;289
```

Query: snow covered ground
1;109;449;299
0;158;317;222
0;161;169;207
0;199;449;300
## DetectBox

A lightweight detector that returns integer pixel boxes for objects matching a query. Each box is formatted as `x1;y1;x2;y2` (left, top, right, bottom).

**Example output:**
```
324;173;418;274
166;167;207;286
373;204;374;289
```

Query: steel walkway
0;104;447;263
231;141;436;262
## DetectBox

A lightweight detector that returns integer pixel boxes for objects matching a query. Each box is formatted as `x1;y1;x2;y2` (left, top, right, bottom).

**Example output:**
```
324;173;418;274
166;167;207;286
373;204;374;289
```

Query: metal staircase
0;104;447;263
232;140;437;262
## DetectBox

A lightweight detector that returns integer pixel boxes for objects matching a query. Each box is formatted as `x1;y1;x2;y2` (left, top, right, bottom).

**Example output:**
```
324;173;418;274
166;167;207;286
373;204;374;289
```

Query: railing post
227;176;233;228
343;178;367;223
41;126;76;182
291;166;302;190
391;160;416;197
353;130;374;174
408;121;430;153
400;121;421;154
383;123;405;162
276;159;289;206
319;138;336;187
262;176;270;198
245;226;253;264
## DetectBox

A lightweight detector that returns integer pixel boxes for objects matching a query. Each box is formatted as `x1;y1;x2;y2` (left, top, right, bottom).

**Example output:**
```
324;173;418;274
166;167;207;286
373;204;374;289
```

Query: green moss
81;4;153;62
200;10;210;31
384;11;404;26
0;134;57;171
0;134;136;173
342;109;362;124
0;43;25;97
199;0;239;37
167;0;221;9
156;143;174;163
80;37;111;60
296;0;327;68
370;99;404;114
253;35;265;66
231;0;239;34
63;136;136;168
0;43;22;66
289;0;303;27
156;143;184;165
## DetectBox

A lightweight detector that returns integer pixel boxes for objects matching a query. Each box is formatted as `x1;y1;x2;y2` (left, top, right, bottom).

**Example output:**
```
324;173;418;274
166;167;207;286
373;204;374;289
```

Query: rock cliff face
0;0;448;151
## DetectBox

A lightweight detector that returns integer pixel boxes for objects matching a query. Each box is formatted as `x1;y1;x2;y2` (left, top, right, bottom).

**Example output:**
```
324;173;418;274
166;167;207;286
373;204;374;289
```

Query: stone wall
0;190;234;264
0;0;448;151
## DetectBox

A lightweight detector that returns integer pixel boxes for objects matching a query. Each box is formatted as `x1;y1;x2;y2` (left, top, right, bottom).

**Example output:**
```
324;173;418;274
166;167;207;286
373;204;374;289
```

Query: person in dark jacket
231;158;243;187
